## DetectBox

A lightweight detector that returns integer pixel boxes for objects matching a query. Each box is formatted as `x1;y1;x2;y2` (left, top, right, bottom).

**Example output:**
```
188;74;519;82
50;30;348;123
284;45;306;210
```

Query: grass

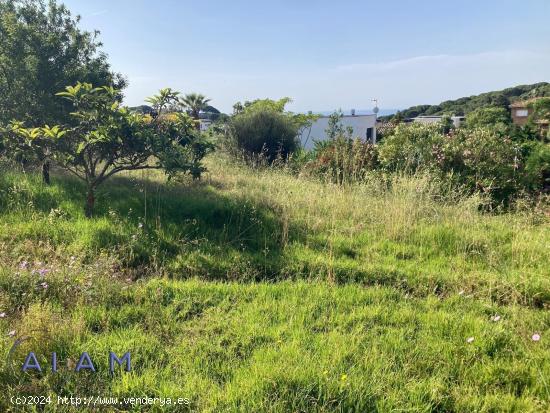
0;154;549;412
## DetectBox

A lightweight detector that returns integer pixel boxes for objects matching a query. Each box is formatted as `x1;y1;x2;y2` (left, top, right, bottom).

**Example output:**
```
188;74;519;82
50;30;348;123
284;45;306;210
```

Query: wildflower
340;374;347;381
8;330;16;337
0;312;6;318
458;290;465;296
19;261;29;270
491;315;501;322
37;268;49;278
138;222;143;229
466;337;474;343
40;282;48;289
531;333;541;342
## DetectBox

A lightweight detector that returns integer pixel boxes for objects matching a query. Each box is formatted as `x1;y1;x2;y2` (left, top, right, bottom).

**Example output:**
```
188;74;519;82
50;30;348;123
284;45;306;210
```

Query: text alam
22;352;131;373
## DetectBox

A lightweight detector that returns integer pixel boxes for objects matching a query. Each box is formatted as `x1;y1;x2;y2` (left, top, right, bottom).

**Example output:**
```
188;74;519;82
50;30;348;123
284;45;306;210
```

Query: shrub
305;112;378;184
230;109;299;162
522;142;550;193
465;107;511;129
378;123;445;172
441;128;522;204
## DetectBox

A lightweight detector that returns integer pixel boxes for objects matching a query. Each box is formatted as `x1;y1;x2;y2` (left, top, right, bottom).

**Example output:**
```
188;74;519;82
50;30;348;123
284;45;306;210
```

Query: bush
378;123;445;172
378;123;524;204
522;142;550;193
465;107;511;130
298;112;378;184
230;109;299;162
441;128;522;204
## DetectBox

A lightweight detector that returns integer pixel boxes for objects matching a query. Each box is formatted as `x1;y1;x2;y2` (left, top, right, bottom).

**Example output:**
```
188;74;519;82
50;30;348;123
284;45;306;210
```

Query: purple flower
532;333;541;342
19;261;29;270
37;268;49;278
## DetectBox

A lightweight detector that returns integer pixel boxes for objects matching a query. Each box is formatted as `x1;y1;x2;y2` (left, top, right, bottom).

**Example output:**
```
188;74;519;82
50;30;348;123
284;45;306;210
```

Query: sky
63;0;550;114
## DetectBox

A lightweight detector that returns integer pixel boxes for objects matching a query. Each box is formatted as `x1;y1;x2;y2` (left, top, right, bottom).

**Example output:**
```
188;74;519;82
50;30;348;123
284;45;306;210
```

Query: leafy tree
0;0;125;183
145;88;180;116
465;107;511;129
13;83;210;217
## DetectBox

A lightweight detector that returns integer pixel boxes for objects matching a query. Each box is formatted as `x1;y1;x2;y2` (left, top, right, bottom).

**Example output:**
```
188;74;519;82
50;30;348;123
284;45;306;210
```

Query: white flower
531;333;541;342
466;337;474;343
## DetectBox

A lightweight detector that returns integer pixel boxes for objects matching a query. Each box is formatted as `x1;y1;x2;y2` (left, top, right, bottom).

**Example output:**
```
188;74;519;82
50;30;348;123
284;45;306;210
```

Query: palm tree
180;93;211;127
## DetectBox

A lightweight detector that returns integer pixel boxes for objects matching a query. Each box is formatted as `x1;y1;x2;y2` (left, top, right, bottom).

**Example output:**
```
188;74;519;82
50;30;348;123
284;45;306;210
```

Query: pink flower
7;330;16;337
37;268;49;278
532;333;541;342
466;337;474;343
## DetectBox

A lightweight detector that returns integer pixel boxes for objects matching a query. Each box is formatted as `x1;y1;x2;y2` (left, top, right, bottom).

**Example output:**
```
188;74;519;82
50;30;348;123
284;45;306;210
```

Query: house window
516;109;528;117
366;127;373;141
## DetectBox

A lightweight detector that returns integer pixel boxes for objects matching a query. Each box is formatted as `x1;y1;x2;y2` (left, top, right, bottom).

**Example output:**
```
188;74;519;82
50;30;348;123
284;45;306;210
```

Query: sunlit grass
0;154;549;411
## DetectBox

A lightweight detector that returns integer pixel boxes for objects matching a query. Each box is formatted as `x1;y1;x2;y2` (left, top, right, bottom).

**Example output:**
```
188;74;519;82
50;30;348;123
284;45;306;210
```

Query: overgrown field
0;155;549;412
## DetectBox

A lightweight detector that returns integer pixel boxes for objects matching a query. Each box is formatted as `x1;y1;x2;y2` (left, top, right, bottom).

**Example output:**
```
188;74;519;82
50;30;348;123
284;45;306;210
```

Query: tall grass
0;154;549;411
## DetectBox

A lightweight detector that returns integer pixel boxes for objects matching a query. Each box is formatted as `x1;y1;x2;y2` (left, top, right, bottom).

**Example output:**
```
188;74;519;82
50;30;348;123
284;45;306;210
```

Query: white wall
299;115;377;150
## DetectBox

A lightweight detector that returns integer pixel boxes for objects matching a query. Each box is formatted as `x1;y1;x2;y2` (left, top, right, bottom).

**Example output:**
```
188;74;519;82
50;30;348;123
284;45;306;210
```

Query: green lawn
0;156;549;412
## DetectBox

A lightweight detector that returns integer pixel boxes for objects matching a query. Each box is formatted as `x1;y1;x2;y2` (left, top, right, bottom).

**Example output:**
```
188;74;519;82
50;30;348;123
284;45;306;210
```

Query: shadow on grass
0;169;302;281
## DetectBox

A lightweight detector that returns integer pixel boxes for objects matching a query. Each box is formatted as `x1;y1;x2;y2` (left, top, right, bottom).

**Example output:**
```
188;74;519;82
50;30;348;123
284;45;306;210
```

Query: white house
410;115;465;128
199;119;213;132
299;112;377;150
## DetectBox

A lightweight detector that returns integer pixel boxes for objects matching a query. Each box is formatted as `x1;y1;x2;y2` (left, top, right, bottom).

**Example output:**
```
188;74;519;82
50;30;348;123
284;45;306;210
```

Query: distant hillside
380;82;550;121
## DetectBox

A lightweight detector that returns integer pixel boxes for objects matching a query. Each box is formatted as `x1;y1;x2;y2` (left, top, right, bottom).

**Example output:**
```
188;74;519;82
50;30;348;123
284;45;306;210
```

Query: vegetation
0;1;549;411
181;93;211;122
229;98;314;162
381;82;550;121
0;155;549;411
0;0;125;184
8;83;210;217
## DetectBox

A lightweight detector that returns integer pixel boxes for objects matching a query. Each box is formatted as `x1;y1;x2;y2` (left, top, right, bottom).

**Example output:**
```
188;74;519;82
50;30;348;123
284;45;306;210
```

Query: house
510;98;550;137
409;115;465;128
199;119;213;132
509;99;538;126
298;110;377;150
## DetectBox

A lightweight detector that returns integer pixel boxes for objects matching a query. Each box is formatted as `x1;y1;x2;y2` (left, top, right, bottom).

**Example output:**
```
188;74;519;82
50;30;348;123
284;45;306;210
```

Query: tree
14;83;210;217
145;88;180;116
180;93;211;128
465;107;511;129
0;0;125;184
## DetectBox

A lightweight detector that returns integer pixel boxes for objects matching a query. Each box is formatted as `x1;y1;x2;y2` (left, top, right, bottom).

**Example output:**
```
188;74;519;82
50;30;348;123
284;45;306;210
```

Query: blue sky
63;0;550;113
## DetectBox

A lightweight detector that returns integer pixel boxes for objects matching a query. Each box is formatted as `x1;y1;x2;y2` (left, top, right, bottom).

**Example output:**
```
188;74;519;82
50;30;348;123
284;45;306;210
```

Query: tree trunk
42;161;50;185
85;188;95;218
